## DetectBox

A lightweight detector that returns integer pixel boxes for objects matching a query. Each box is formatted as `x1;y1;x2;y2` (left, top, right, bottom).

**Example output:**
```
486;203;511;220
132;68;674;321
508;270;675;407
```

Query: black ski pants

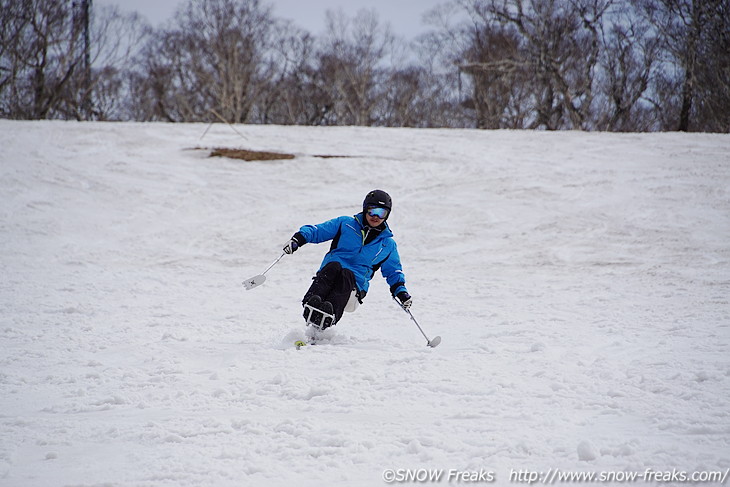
303;261;356;323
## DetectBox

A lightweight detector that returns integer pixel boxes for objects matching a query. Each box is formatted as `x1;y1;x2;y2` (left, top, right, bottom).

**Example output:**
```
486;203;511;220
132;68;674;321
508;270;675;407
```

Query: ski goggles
366;206;389;219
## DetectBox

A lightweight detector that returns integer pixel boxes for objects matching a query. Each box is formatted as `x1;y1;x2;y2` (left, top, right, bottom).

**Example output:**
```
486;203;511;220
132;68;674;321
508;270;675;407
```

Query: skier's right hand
283;233;305;254
283;239;298;254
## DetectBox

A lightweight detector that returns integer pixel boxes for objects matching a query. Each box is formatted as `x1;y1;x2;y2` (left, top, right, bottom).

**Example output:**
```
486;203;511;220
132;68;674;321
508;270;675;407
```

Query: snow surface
1;120;729;486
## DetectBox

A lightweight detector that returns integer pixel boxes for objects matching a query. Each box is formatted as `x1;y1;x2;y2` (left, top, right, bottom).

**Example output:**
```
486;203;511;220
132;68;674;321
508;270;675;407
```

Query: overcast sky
95;0;448;40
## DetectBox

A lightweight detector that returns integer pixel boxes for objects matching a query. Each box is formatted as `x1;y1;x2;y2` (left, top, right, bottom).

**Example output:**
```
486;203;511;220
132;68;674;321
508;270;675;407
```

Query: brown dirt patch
209;148;295;161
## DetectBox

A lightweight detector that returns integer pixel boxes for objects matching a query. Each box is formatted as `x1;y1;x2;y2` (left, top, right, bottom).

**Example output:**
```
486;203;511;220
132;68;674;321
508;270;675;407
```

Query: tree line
1;0;728;132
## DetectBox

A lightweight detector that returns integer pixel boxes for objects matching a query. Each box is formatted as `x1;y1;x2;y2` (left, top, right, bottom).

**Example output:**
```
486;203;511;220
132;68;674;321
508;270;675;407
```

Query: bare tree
694;0;730;132
130;0;278;123
6;0;723;131
436;0;611;130
418;3;491;128
57;4;149;120
458;23;528;128
374;36;438;127
595;2;659;131
0;0;147;120
0;1;31;114
636;0;730;132
491;0;609;129
378;65;422;127
315;8;395;126
0;0;80;118
254;26;336;125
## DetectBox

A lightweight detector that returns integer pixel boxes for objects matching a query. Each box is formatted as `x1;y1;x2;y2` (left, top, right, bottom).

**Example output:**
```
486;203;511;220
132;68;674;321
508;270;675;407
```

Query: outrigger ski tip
242;274;265;290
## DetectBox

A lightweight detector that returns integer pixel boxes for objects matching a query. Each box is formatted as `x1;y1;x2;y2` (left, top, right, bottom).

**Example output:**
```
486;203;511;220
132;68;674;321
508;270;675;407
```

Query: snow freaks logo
382;469;496;483
381;467;730;484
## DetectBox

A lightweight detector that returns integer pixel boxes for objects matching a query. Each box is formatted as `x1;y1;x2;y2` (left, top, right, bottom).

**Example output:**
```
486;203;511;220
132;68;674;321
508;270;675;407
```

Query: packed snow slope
1;121;729;487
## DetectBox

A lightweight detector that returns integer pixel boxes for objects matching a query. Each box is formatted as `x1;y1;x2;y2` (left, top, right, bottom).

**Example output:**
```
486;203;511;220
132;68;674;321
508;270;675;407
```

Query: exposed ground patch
202;147;354;161
209;147;295;161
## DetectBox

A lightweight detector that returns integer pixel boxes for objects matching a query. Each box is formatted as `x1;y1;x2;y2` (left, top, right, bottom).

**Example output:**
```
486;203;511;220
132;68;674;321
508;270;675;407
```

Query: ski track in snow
1;121;729;486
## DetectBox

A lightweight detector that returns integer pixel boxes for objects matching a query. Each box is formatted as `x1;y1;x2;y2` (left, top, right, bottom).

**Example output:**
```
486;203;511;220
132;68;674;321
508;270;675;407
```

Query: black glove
283;233;305;254
396;291;412;310
356;289;367;304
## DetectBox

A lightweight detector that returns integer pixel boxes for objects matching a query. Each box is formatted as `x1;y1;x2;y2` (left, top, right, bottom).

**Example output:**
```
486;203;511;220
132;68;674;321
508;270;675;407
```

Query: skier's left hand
397;291;412;310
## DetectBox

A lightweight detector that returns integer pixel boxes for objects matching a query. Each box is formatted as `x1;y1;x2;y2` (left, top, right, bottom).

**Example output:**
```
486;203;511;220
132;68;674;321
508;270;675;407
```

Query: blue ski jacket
297;213;408;297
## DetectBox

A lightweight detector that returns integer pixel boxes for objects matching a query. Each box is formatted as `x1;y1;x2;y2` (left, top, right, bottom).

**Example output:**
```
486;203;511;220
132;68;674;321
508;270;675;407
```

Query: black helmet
363;189;392;212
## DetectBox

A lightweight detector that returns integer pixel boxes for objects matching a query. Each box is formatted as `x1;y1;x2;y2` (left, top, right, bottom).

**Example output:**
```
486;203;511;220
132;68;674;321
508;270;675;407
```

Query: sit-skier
283;190;413;329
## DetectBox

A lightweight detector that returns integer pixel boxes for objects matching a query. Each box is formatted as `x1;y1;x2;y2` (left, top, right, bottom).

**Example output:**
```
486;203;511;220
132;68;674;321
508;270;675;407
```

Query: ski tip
294;340;306;349
428;336;442;348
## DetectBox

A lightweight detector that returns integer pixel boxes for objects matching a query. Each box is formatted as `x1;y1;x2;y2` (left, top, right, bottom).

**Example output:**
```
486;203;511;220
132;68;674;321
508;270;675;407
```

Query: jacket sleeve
380;241;408;296
297;216;347;244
